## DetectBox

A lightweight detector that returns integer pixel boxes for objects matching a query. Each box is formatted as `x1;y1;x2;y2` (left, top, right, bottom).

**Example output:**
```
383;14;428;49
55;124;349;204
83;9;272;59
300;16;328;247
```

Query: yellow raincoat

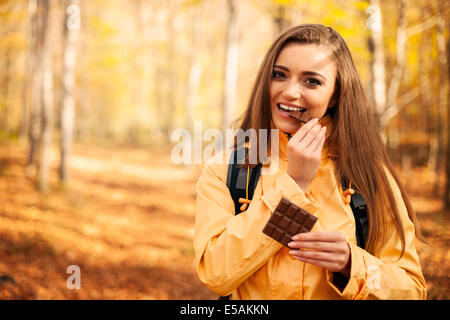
194;117;426;300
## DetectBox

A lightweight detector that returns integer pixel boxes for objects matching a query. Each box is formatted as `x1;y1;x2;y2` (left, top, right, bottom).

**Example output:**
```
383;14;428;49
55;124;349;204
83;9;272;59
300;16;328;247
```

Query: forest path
0;141;448;299
0;141;214;299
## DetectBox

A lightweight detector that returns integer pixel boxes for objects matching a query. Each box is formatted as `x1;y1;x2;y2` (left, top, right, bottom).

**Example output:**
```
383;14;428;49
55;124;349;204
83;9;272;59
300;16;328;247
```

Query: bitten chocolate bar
262;197;318;247
289;109;311;123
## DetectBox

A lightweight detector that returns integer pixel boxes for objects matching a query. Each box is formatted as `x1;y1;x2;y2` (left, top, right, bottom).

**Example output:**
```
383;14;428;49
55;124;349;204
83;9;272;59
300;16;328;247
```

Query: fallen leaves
0;141;448;299
0;141;214;300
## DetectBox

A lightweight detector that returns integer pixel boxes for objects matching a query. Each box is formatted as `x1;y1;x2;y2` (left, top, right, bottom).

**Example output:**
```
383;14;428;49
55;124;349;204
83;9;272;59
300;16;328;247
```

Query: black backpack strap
341;177;368;249
226;147;262;215
219;148;261;300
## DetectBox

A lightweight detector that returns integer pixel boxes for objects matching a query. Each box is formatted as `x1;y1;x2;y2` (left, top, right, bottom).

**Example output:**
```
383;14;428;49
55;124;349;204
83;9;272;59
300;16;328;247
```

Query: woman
194;24;426;299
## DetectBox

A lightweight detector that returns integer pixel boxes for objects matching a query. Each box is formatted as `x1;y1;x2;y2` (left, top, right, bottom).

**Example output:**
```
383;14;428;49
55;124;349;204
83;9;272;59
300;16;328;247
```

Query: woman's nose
284;82;301;99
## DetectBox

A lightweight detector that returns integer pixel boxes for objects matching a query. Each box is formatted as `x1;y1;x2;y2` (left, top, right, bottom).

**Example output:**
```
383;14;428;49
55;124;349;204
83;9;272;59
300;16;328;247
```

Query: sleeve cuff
326;242;368;300
261;172;320;214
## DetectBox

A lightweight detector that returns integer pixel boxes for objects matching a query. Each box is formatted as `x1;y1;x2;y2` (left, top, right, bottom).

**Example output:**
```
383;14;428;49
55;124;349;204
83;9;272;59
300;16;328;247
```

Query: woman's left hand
288;231;351;278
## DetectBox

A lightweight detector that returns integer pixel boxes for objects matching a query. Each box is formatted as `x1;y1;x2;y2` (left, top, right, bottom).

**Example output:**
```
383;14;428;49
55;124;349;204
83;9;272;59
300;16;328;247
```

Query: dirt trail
0;141;215;299
0;141;448;299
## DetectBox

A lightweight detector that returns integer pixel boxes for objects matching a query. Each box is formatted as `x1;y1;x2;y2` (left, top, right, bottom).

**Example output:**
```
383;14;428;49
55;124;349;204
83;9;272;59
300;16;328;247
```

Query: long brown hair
235;24;421;258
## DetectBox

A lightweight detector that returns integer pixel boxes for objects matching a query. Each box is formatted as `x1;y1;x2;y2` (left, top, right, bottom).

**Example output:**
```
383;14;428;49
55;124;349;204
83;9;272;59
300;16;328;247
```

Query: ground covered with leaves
0;141;448;299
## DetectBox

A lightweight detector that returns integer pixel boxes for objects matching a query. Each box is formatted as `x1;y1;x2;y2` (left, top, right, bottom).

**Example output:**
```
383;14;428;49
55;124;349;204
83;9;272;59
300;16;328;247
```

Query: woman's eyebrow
273;64;290;71
303;71;327;83
273;65;327;83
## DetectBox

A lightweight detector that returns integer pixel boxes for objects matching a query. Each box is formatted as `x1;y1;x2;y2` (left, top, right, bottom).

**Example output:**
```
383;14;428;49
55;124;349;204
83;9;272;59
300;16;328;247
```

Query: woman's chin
274;121;303;134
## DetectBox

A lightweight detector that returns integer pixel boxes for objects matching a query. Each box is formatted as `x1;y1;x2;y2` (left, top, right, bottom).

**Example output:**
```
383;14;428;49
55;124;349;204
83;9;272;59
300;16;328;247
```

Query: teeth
278;104;305;112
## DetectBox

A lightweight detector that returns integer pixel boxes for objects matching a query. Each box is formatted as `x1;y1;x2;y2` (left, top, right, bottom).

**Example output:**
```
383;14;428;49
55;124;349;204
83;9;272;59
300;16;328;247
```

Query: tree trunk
185;5;202;133
75;0;89;141
442;6;450;209
161;1;176;142
417;3;434;169
436;0;449;202
1;46;12;134
19;0;35;141
222;0;239;132
130;0;144;144
39;0;55;192
26;0;47;177
367;0;387;129
377;1;436;131
59;0;80;185
446;38;450;208
381;0;408;130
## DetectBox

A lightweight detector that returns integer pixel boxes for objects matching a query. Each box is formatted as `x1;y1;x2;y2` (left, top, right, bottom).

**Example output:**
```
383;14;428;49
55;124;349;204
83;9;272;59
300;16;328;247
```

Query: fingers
291;118;318;142
310;126;326;154
298;124;322;148
288;249;342;263
290;119;326;153
289;254;347;273
287;240;343;253
287;232;351;273
291;231;345;242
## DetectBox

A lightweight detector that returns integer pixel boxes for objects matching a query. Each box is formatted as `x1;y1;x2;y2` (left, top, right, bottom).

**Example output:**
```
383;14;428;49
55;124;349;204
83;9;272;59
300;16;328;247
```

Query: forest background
0;0;448;299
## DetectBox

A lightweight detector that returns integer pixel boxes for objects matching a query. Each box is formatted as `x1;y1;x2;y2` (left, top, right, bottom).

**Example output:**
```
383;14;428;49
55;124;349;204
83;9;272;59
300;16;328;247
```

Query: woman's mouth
277;103;310;122
277;103;306;113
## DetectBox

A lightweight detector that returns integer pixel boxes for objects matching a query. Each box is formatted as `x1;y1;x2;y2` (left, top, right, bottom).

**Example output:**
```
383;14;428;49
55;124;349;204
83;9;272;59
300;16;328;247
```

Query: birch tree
368;0;438;133
184;3;202;133
59;0;80;185
366;0;387;129
19;0;33;141
26;0;47;177
161;1;177;142
222;0;239;132
39;0;55;192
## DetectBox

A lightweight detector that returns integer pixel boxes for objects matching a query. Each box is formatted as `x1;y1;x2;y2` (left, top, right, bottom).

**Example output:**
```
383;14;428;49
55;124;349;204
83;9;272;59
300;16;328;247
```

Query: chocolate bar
262;197;318;247
289;109;311;123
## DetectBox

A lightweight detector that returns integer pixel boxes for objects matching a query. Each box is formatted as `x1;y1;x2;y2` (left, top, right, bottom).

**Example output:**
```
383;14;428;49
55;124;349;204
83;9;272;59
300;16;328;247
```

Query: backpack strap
226;147;262;215
341;177;369;249
220;148;261;300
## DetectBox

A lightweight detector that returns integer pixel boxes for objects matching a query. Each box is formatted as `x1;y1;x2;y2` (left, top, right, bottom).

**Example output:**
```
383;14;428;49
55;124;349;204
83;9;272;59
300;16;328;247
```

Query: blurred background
0;0;448;299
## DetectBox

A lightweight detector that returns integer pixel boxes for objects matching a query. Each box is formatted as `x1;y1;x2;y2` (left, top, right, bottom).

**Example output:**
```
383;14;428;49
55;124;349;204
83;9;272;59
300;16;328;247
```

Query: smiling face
270;42;337;133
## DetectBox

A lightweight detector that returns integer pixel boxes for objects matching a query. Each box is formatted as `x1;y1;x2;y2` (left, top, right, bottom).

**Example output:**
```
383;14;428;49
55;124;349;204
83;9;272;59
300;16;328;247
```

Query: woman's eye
272;70;286;79
305;78;322;86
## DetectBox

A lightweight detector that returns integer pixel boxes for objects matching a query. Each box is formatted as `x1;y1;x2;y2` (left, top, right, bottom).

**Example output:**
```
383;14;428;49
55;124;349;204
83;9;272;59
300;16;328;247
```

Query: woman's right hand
286;118;326;193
